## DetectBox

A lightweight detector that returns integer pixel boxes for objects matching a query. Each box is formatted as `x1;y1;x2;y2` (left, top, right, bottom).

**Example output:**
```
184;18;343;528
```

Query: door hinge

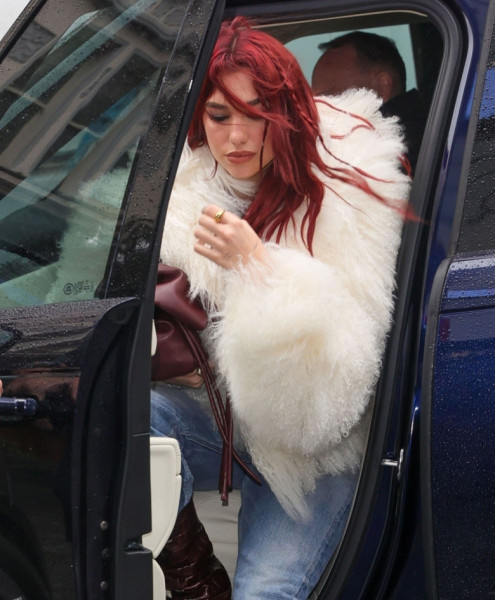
381;448;404;481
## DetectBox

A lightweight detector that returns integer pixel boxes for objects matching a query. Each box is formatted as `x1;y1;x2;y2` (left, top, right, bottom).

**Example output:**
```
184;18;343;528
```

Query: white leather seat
195;490;241;583
143;436;241;596
143;437;182;600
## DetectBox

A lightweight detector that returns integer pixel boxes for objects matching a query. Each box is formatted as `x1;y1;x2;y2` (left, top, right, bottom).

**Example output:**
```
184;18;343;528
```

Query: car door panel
0;0;223;598
0;298;139;599
424;256;495;600
421;5;495;599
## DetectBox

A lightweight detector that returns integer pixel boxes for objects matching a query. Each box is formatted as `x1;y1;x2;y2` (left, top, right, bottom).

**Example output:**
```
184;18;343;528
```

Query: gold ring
214;209;225;223
196;368;202;377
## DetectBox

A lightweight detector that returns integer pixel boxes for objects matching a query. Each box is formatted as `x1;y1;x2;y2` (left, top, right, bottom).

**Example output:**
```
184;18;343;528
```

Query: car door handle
0;396;38;417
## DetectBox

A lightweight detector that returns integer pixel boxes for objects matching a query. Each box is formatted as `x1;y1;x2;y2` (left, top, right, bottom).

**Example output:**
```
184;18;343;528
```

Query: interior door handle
0;396;38;417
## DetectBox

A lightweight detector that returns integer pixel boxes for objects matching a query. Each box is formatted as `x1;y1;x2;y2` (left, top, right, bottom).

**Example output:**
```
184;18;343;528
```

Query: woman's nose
228;120;249;145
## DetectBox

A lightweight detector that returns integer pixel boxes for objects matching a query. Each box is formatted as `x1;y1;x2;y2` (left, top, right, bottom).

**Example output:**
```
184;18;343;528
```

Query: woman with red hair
151;16;410;599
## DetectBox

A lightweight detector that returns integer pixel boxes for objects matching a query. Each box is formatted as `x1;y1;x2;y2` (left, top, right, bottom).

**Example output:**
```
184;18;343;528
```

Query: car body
0;0;494;598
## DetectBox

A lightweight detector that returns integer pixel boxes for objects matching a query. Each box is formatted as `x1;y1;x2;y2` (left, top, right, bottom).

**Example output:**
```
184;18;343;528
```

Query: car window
261;13;442;114
0;0;186;308
286;24;418;89
456;26;495;254
255;11;443;182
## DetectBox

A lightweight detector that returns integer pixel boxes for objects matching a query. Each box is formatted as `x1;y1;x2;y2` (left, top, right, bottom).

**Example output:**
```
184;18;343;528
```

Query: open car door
0;0;222;598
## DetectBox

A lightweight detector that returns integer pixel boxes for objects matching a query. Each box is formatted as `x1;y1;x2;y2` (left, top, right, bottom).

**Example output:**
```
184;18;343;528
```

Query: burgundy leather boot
156;499;232;599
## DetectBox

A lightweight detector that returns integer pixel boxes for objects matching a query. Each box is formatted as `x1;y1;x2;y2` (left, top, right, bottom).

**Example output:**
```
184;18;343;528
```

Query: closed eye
206;111;229;123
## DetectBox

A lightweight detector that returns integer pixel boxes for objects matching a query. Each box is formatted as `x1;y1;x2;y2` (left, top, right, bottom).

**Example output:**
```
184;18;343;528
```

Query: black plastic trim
0;0;45;60
420;257;450;600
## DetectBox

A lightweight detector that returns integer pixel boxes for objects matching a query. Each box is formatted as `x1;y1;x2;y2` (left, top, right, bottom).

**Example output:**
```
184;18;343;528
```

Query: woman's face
203;71;274;181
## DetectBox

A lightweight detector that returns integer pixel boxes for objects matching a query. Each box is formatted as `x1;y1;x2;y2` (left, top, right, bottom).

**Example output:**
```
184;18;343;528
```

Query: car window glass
0;0;186;308
255;13;442;185
457;23;495;254
286;24;417;89
270;16;441;102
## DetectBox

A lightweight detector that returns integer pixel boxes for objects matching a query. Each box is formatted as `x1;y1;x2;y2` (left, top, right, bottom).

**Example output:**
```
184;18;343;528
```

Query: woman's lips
226;151;255;164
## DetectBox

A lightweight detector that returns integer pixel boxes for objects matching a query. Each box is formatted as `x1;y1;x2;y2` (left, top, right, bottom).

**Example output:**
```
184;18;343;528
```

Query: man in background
312;31;427;175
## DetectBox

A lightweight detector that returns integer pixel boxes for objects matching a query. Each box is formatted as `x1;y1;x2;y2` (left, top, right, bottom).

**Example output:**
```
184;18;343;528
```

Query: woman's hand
194;204;267;269
165;369;204;388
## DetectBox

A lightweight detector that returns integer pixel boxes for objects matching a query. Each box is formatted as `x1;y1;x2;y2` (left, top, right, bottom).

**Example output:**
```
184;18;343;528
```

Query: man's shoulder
380;88;427;122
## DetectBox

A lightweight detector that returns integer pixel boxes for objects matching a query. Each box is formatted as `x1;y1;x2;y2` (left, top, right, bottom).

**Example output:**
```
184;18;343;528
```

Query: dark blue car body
0;0;494;599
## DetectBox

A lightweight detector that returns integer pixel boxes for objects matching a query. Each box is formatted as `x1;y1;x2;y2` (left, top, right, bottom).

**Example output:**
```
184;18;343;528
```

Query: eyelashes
205;111;265;124
206;112;229;123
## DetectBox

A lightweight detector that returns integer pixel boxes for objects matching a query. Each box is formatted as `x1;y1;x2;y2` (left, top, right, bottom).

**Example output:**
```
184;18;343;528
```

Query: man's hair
319;31;406;92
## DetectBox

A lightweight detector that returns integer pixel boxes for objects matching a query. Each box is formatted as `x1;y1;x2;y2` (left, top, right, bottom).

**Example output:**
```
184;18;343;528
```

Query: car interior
142;10;444;598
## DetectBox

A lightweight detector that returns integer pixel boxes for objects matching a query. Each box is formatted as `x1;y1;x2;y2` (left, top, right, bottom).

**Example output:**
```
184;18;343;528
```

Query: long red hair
188;17;408;252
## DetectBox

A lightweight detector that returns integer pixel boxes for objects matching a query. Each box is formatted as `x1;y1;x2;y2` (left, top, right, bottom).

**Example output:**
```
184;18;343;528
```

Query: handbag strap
177;321;261;503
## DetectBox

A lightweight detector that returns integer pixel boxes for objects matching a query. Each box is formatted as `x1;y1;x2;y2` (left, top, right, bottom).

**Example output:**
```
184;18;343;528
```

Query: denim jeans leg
233;469;358;600
150;382;251;510
151;382;358;599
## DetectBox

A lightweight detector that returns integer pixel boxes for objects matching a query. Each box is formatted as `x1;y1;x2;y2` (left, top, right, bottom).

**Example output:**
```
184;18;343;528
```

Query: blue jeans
150;382;358;600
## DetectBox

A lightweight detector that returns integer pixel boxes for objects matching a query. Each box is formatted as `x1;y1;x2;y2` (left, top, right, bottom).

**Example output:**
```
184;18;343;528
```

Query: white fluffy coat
160;89;410;520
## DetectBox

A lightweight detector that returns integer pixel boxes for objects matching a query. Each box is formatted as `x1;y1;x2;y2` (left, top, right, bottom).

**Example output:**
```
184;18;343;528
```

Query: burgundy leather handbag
151;264;208;381
151;264;260;501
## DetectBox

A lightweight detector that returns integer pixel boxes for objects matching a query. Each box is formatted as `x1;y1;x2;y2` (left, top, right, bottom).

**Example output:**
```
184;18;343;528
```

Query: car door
422;5;495;599
0;1;222;599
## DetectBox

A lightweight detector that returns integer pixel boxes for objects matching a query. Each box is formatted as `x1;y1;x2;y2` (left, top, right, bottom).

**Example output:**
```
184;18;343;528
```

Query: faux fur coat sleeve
161;89;411;520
